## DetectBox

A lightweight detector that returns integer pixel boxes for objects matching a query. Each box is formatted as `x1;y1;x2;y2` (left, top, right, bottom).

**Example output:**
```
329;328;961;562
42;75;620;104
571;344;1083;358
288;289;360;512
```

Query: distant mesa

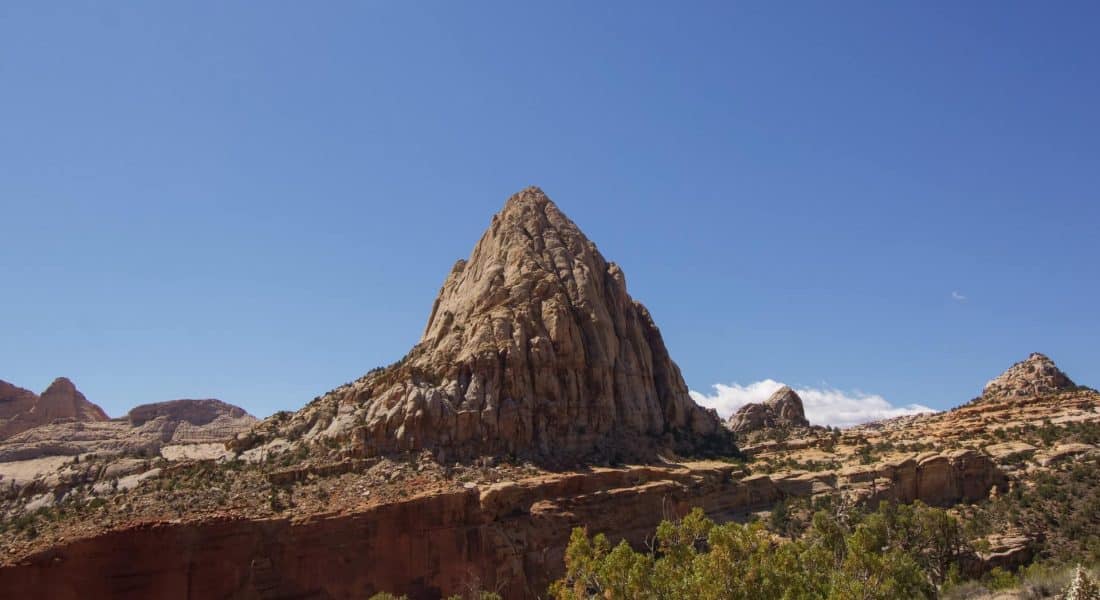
982;352;1077;401
237;186;735;464
0;376;256;462
127;398;251;427
727;385;810;434
0;377;109;440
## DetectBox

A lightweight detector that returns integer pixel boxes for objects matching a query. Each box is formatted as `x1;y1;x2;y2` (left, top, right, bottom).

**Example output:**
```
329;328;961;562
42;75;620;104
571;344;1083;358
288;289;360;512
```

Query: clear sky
2;2;1097;424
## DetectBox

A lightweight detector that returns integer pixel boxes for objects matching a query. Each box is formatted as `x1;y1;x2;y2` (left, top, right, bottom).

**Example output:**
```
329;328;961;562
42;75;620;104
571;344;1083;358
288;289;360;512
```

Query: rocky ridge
0;379;257;493
237;187;731;465
0;378;108;440
0;399;257;465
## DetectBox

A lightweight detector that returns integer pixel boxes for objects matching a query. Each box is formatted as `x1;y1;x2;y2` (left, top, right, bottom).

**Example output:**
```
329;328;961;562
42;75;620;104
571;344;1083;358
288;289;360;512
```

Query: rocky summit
728;385;810;433
981;352;1077;401
0;378;109;440
238;187;732;464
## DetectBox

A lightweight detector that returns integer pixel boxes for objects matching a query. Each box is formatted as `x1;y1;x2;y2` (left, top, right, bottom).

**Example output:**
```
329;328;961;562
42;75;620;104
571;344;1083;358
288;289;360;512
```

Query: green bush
548;501;965;599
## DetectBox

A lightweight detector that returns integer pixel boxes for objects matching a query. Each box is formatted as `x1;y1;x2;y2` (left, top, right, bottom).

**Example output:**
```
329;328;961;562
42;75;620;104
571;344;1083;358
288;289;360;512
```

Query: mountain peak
0;376;108;439
500;185;552;209
246;187;734;464
43;377;78;395
37;377;109;423
982;353;1076;400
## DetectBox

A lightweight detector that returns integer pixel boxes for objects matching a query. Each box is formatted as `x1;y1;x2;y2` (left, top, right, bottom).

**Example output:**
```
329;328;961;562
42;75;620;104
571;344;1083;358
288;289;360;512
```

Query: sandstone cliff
0;378;108;440
238;187;732;464
0;398;257;466
0;450;1004;599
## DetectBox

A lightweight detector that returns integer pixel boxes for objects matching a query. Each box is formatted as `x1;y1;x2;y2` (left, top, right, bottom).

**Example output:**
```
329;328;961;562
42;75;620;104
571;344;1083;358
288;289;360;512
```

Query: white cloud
689;379;936;429
951;291;967;302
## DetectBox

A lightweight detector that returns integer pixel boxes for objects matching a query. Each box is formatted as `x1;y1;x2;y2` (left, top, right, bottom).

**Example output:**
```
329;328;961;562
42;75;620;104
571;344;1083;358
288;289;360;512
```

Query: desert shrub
973;457;1100;566
547;501;963;599
985;567;1017;590
1059;565;1100;600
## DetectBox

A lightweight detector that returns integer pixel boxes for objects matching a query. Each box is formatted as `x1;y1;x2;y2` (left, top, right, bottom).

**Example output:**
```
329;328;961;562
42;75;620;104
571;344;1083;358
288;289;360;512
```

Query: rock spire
241;187;733;463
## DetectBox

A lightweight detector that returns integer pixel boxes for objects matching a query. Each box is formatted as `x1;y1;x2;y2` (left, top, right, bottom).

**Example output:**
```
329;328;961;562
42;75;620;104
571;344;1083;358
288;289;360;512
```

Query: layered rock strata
0;378;108;440
0;450;1003;599
0;398;256;465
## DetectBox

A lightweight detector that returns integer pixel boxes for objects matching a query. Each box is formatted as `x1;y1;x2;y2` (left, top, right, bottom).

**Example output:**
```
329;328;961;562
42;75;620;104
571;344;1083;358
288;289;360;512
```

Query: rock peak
0;376;108;439
43;377;78;395
983;353;1076;400
247;187;734;464
37;377;109;422
728;384;810;434
503;185;550;205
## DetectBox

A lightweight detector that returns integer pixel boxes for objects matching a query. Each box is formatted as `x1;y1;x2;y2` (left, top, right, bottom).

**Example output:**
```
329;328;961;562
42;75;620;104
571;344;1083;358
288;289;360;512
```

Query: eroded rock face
127;399;249;427
728;386;810;433
0;398;256;464
0;451;1005;599
982;352;1076;400
0;378;108;440
242;187;732;464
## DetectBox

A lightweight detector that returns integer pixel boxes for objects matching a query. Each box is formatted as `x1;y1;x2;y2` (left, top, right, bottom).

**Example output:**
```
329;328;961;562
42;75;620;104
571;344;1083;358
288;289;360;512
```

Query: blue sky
2;2;1097;423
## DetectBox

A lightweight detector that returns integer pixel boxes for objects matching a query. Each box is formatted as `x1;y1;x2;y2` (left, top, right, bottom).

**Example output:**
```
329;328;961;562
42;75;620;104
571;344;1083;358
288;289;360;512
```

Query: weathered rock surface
982;352;1077;401
0;378;108;440
984;441;1037;462
127;398;249;427
1035;442;1098;467
728;385;810;433
849;354;1096;445
0;401;256;464
0;451;1004;599
239;187;732;464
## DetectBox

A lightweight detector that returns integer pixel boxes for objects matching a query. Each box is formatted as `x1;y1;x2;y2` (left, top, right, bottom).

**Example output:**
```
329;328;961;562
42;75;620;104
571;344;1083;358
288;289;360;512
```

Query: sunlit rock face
982;352;1076;400
0;378;108;440
727;385;809;433
238;186;733;464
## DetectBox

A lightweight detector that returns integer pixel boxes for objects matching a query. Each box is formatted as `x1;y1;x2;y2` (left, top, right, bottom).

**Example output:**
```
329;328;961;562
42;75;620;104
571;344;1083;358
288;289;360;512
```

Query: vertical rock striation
241;187;733;463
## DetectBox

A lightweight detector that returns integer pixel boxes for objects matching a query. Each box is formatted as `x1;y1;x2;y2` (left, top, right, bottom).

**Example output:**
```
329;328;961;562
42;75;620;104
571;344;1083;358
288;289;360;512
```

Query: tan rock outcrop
728;385;810;433
982;352;1076;400
1035;442;1098;467
239;187;732;464
0;378;108;440
0;398;256;465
